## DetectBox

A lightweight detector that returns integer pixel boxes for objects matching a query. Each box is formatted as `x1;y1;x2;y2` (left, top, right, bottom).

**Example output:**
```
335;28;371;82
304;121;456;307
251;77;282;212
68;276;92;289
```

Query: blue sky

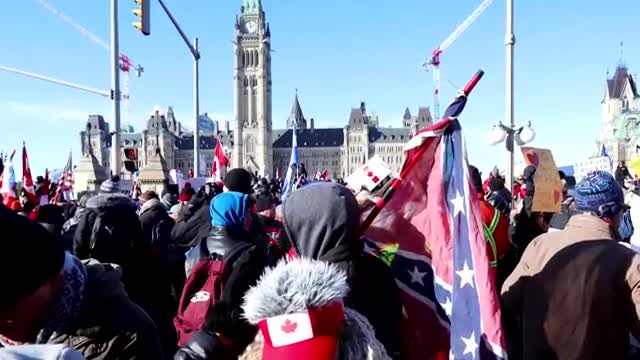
0;0;638;176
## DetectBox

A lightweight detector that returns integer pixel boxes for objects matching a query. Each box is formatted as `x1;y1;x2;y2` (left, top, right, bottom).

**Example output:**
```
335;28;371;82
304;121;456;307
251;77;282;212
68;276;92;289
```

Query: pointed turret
403;107;412;120
287;90;307;129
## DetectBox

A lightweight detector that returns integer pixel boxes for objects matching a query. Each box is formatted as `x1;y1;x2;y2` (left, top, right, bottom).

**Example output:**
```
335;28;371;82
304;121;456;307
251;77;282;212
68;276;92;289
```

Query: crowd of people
4;159;640;359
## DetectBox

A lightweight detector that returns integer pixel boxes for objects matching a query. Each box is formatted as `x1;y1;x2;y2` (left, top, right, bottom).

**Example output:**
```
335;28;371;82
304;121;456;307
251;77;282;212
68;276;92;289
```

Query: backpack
88;206;141;265
174;239;252;346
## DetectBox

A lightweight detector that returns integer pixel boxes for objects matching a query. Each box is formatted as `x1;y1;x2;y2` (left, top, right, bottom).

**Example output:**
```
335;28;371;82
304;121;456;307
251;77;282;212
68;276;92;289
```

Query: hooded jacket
240;258;391;360
42;260;162;360
172;191;213;249
282;182;401;357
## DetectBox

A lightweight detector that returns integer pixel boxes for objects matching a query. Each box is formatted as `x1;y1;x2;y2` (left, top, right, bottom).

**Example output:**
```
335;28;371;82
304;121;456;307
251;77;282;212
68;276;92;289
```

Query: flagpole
357;70;484;238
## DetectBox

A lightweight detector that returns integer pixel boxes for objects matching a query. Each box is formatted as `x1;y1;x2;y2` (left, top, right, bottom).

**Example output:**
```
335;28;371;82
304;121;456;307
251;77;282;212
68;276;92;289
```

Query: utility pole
157;0;201;176
505;0;516;194
111;0;122;177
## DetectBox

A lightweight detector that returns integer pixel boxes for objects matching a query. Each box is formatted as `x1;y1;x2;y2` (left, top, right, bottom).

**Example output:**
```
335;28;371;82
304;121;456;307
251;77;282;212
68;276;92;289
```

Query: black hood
282;182;362;264
85;193;137;211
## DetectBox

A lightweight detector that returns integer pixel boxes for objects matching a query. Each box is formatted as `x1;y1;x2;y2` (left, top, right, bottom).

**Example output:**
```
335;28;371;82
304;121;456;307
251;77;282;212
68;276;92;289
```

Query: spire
241;0;262;15
403;107;412;120
287;90;307;129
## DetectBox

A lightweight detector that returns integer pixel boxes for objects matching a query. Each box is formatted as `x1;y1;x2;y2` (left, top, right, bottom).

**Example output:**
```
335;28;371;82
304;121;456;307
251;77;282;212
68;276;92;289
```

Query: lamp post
488;121;536;192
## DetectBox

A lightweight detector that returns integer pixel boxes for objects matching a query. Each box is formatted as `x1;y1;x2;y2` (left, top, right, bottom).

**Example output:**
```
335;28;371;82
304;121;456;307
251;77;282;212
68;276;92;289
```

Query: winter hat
0;205;65;307
574;170;624;218
179;187;196;202
242;258;390;360
224;168;253;194
468;165;483;194
210;191;249;231
29;204;64;227
255;194;274;213
489;176;506;192
99;176;120;193
138;190;158;204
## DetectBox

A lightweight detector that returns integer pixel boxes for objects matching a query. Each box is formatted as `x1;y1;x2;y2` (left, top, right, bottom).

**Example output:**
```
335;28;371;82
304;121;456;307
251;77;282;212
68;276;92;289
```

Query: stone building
600;62;640;163
74;0;430;193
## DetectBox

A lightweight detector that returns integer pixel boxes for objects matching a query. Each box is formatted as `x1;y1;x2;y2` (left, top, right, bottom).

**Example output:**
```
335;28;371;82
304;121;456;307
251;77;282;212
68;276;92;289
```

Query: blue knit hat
210;191;249;231
574;170;624;218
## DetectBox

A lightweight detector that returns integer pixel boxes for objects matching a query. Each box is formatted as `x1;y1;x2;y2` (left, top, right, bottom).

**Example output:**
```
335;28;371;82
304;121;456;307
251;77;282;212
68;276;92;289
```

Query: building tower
232;0;273;176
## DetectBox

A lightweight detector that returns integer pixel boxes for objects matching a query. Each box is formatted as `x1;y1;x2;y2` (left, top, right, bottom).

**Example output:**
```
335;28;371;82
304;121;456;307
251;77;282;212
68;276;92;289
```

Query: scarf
36;253;88;344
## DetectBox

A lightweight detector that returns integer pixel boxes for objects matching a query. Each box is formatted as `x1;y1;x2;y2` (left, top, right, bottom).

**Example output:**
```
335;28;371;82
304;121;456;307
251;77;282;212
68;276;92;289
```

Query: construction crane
423;0;494;119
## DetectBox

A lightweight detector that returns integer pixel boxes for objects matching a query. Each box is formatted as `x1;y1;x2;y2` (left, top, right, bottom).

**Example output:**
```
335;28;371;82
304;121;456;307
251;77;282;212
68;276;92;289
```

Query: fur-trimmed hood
240;258;390;360
84;193;137;211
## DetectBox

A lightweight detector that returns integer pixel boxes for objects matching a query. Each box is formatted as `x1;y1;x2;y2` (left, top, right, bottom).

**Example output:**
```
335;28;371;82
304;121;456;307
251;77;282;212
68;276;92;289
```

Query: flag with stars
364;94;507;360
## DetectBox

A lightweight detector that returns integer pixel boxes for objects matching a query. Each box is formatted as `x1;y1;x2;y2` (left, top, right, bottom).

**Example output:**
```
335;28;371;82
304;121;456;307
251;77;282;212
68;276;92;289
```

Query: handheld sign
573;157;612;183
521;147;563;213
345;155;393;193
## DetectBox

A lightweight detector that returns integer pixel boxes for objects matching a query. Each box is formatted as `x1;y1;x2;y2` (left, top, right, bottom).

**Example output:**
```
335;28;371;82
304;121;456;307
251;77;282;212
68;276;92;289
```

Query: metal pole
193;37;200;177
505;0;515;194
110;0;121;177
0;65;110;97
156;0;199;59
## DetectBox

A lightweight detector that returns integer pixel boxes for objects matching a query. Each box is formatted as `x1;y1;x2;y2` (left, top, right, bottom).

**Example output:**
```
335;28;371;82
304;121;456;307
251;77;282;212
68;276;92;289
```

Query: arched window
623;97;630;112
245;136;256;157
244;77;249;87
255;50;259;66
241;51;245;66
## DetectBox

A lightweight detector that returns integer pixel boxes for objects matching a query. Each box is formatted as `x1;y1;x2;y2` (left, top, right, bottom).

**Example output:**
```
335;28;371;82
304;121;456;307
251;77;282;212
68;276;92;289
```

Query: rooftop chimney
310;118;315;129
224;120;230;133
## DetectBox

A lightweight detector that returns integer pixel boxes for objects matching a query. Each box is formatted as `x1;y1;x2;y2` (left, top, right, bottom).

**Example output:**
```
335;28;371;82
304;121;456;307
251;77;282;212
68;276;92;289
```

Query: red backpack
173;241;251;346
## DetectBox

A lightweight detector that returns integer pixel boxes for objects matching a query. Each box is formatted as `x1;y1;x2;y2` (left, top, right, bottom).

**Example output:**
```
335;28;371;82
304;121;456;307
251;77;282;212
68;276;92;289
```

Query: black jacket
172;192;212;249
175;226;271;359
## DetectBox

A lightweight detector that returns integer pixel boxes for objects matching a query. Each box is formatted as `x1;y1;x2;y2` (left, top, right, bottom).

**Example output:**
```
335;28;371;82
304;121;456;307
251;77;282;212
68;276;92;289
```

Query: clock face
246;21;257;34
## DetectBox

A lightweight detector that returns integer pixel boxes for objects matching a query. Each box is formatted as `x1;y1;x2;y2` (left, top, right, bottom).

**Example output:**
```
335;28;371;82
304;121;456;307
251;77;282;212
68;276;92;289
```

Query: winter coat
476;193;510;267
42;260;162;360
501;214;640;359
282;182;401;358
172;192;212;249
0;345;85;359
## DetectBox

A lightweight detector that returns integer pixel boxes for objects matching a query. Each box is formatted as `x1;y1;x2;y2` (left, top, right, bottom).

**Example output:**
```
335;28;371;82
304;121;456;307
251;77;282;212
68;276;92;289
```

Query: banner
574;157;612;182
521;147;563;213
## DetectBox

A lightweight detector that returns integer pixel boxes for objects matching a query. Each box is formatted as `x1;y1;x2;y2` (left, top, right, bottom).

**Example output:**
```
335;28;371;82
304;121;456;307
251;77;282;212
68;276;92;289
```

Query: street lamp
488;121;535;192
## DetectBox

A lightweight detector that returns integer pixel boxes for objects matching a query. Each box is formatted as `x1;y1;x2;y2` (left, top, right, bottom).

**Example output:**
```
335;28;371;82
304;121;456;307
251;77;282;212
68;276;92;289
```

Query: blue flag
601;144;609;158
281;126;299;201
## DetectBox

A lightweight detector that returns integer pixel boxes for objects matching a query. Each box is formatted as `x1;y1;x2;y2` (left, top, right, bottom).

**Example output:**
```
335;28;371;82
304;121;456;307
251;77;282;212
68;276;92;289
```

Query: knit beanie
468;165;483;194
138;190;159;204
574;170;624;218
179;187;196;202
99;176;120;194
0;205;65;307
224;168;253;194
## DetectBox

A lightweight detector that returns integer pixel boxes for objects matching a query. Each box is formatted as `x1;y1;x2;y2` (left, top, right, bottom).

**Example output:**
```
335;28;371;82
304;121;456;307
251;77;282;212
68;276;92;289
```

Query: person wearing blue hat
501;170;640;359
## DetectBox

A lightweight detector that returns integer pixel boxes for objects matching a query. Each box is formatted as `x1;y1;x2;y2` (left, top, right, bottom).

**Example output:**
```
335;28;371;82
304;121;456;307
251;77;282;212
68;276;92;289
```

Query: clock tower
232;0;273;176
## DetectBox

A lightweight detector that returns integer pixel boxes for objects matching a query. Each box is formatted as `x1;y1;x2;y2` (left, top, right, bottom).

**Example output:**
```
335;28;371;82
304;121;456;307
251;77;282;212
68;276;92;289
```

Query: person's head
223;168;253;194
210;191;252;236
488;176;506;192
138;190;159;205
99;176;120;194
0;205;65;342
283;182;361;262
467;165;484;194
28;204;65;235
255;194;275;219
574;170;625;227
179;187;195;203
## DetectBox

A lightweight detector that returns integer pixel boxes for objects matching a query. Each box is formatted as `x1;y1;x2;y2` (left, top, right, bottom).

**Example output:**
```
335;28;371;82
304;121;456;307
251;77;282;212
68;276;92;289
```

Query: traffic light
132;0;150;36
123;148;139;173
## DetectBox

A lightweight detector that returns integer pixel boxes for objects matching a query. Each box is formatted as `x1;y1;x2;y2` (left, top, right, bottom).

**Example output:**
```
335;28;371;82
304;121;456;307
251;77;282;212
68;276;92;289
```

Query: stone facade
74;0;429;193
600;63;640;163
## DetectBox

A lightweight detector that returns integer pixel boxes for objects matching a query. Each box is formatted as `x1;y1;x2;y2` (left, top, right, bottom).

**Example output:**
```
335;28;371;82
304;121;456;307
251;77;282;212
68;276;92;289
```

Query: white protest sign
573;157;612;183
345;155;393;193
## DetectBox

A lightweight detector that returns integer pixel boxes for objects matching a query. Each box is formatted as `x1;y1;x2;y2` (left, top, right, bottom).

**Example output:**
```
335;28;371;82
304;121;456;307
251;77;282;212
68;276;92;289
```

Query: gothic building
75;0;430;193
600;62;640;163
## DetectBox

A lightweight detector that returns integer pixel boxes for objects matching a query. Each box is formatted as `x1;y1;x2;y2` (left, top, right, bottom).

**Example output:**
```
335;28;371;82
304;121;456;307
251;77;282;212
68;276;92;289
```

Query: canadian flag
210;138;229;181
40;168;50;205
22;143;37;205
0;150;17;206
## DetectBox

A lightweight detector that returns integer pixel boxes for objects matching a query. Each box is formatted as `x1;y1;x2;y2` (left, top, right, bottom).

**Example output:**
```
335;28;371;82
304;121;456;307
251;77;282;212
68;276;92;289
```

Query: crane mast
423;0;494;119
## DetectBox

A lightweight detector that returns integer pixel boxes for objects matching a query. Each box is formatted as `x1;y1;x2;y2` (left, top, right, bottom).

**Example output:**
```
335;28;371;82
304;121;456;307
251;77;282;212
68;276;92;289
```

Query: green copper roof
241;0;262;15
613;111;640;139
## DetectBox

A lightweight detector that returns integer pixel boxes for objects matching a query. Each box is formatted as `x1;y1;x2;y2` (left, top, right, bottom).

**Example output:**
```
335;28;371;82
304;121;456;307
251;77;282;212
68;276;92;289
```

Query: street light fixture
488;121;536;193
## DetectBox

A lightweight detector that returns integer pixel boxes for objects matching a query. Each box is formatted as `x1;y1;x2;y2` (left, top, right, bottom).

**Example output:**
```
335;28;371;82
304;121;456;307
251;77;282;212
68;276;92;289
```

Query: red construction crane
423;0;494;119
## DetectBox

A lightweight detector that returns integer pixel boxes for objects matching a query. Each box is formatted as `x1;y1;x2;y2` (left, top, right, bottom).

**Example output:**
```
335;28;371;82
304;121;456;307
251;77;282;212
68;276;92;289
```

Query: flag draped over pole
361;71;506;360
281;125;299;201
22;142;37;205
53;150;74;204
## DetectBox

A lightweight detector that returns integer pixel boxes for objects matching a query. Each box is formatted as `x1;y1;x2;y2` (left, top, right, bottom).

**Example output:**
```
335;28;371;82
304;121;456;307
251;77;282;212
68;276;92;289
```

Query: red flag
53;150;73;204
22;143;37;205
40;168;50;205
211;138;229;181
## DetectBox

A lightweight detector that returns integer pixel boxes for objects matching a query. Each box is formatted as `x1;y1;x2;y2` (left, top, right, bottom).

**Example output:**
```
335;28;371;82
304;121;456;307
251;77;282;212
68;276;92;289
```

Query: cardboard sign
629;157;640;178
573;157;612;182
345;155;393;193
521;147;563;213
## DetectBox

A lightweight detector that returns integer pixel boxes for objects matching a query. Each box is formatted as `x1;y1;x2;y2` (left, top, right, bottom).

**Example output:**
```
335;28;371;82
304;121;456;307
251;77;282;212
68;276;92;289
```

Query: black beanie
224;168;253;194
0;205;65;307
468;165;484;194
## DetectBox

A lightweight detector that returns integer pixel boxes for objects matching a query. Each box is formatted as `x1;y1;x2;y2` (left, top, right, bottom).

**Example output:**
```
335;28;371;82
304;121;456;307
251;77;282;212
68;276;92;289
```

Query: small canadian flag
266;311;314;347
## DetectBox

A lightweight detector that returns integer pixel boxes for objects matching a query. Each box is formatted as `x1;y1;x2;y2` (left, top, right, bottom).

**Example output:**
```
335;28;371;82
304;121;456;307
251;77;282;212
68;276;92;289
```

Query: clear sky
0;0;638;177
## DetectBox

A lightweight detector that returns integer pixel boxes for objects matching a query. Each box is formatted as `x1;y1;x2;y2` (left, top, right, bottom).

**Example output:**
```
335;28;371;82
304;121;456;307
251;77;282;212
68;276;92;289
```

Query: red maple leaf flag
281;319;298;334
211;137;229;181
22;142;37;205
40;168;50;205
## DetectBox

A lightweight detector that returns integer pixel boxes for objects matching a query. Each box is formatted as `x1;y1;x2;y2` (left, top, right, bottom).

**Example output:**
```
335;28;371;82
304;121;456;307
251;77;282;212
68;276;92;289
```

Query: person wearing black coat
171;189;215;249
